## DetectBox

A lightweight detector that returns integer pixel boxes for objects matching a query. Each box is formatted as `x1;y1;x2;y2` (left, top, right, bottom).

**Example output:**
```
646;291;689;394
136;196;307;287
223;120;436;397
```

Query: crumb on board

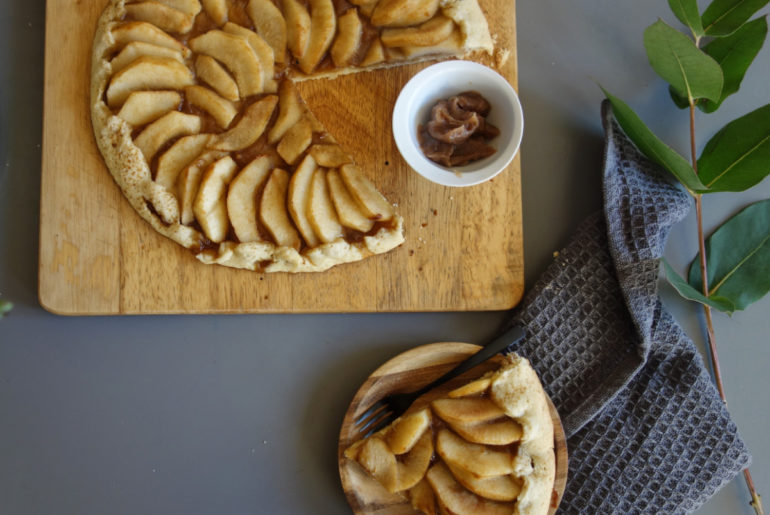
494;47;510;68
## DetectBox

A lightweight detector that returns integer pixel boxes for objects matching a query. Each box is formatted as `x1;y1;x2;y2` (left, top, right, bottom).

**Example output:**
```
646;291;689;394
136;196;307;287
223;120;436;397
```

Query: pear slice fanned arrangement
345;355;556;515
91;0;493;271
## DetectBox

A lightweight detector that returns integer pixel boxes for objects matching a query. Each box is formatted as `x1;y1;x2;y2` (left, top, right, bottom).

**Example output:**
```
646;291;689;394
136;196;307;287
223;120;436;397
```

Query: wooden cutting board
39;0;522;314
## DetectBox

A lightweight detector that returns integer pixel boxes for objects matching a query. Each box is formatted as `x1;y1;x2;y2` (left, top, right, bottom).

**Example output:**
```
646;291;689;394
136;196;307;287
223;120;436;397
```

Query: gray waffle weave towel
503;102;751;513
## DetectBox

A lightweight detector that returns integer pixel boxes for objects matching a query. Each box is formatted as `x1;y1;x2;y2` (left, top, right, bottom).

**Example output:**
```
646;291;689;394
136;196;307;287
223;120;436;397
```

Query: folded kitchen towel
502;101;751;513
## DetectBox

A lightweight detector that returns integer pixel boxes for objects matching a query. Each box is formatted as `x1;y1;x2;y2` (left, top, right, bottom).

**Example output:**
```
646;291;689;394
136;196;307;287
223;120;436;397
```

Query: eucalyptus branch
688;99;725;401
604;2;770;512
689;87;762;515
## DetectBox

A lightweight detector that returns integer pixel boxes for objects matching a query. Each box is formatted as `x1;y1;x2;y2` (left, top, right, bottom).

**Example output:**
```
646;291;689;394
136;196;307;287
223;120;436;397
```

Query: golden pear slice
381;15;455;48
287;155;320;247
343;438;365;461
184;85;237;128
201;0;228;25
327;169;374;233
247;0;288;63
227;156;274;242
260;168;301;249
426;462;515;515
133;111;201;163
450;419;523;446
398;28;462;58
338;164;394;221
276;117;313;165
283;0;311;60
212;95;278;151
193;156;238;243
447;462;522;502
109;41;185;74
189;30;263;98
408;479;437;515
223;22;277;93
307;168;343;243
448;377;492;398
384;408;430;455
298;0;337;74
155;134;211;191
358;436;398;493
149;0;202;16
195;55;240;101
124;2;194;34
117;90;181;126
370;0;440;27
178;150;226;225
431;398;505;425
349;0;378;18
111;21;190;56
106;56;194;108
268;80;304;143
394;430;433;491
330;8;362;67
435;429;514;478
360;38;385;67
308;144;352;168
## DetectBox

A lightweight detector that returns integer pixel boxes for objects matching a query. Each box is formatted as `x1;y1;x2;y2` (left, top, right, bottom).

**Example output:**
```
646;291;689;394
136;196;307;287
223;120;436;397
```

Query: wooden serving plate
39;0;522;314
338;343;568;514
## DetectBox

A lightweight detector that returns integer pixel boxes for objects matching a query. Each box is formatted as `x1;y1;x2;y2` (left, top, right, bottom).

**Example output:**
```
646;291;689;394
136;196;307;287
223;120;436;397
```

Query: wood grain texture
338;343;567;514
39;0;523;314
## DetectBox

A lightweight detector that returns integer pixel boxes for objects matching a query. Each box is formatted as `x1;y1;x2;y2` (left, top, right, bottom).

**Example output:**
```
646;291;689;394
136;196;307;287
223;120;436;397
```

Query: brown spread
417;91;499;167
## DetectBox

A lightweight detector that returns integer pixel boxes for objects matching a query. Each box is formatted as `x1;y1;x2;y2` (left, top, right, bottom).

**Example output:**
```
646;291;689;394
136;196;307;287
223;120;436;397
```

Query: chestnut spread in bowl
417;91;500;167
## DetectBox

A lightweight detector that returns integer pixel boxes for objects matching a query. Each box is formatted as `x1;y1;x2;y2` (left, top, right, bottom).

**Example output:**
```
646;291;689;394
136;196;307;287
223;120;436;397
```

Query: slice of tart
345;354;556;515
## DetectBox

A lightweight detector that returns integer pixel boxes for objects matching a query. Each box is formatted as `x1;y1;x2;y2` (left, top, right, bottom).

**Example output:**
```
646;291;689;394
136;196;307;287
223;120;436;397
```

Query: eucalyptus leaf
702;0;770;36
644;20;724;102
602;89;706;193
669;86;691;109
688;199;770;312
0;300;12;318
668;0;705;37
701;16;768;112
697;103;770;191
662;259;735;312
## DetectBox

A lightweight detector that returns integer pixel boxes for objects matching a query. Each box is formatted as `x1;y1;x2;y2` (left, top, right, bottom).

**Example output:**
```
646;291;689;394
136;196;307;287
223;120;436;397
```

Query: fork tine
354;399;387;427
358;406;393;434
363;413;396;439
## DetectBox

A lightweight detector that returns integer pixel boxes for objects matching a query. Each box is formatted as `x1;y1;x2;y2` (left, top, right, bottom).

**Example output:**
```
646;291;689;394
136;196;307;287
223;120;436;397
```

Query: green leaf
697;103;770;191
701;16;768;113
0;300;12;318
668;0;705;37
663;259;736;312
702;0;770;36
644;20;724;103
688;199;770;312
602;88;706;194
669;85;691;109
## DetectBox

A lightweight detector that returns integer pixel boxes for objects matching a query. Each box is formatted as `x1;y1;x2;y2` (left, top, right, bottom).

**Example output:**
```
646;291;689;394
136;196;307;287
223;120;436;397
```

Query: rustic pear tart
90;0;493;272
344;354;556;515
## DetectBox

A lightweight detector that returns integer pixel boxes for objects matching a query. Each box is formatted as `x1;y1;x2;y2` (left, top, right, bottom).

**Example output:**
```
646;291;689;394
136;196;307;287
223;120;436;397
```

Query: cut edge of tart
90;0;494;272
344;354;556;515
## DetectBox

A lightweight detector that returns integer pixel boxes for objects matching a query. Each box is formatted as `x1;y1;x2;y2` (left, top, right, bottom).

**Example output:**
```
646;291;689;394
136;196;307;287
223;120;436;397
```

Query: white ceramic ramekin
392;60;524;187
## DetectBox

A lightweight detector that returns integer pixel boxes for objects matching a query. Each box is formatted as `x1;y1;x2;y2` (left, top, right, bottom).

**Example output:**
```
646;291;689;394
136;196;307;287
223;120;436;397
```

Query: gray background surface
1;0;768;513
